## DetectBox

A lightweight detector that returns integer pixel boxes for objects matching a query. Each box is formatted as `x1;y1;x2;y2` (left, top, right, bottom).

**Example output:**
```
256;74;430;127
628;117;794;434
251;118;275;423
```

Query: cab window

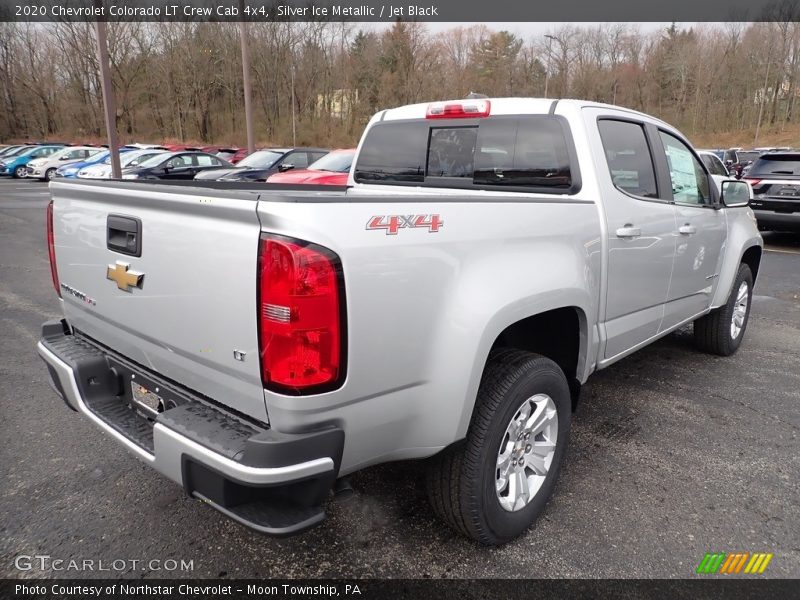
354;116;576;193
598;119;658;199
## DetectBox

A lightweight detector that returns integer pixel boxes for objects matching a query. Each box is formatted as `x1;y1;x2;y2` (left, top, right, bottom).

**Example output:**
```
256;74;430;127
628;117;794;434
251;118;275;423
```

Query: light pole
544;34;561;99
239;0;255;155
291;61;296;147
754;53;773;147
93;1;121;178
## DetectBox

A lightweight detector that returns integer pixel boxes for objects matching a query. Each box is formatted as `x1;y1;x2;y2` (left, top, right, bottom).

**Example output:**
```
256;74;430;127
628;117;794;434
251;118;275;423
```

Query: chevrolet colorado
38;98;762;544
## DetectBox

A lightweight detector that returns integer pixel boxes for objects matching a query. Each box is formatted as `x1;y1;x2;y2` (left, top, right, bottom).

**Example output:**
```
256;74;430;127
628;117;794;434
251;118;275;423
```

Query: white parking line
1;191;50;194
764;247;800;255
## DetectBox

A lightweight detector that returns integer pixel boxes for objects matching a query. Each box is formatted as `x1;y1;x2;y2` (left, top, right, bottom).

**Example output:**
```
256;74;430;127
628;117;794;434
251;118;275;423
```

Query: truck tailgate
49;180;268;422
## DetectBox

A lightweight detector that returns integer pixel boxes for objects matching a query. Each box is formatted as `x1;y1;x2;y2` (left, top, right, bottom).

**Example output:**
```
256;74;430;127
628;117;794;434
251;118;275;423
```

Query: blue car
56;148;134;178
0;144;64;178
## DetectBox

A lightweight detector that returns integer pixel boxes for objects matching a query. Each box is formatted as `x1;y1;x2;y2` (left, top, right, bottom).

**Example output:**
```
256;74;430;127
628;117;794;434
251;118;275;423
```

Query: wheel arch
741;245;762;283
453;304;589;443
711;232;763;309
489;307;586;410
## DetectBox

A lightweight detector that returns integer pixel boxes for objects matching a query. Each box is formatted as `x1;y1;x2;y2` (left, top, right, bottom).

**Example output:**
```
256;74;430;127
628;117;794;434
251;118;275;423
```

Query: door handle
615;225;641;239
679;224;697;235
107;214;142;257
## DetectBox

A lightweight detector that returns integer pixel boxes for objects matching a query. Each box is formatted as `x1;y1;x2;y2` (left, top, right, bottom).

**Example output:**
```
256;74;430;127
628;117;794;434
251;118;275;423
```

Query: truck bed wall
256;196;602;475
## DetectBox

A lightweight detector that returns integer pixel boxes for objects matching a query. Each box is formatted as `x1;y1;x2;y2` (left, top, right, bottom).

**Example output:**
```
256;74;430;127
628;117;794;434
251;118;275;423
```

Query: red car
266;149;355;185
215;147;250;164
162;144;202;152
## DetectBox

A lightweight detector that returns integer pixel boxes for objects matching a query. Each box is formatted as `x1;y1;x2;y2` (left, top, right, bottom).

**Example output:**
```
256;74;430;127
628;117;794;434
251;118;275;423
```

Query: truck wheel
426;350;571;545
694;263;753;356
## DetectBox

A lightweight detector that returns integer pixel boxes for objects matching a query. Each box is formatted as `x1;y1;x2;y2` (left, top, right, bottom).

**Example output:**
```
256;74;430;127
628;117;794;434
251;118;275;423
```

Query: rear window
748;154;800;177
354;116;577;193
737;151;761;163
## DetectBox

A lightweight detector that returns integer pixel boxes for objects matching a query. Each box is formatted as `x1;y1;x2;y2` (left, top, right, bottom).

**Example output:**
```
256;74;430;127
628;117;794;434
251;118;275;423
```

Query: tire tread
694;263;752;356
426;349;567;544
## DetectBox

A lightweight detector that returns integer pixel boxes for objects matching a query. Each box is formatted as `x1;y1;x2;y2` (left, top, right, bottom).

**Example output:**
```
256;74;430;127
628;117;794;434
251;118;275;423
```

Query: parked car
697;148;725;161
215;147;249;164
26;146;104;181
0;144;32;159
121;151;232;180
123;143;166;150
698;150;729;177
744;152;800;231
193;147;329;181
40;97;761;545
0;144;63;178
55;148;135;179
77;149;169;179
161;144;202;152
723;148;761;178
266;149;355;185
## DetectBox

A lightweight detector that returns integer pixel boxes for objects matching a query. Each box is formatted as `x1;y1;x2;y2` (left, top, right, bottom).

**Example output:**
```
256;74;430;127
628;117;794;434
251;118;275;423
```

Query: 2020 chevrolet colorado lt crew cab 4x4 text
38;98;762;544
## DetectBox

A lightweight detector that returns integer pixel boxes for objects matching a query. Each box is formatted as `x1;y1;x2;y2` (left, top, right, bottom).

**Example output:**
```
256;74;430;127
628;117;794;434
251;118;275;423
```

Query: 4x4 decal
366;214;444;235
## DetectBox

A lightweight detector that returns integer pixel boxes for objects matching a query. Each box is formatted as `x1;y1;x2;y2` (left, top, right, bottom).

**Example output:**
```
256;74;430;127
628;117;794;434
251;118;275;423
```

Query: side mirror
278;163;295;172
720;179;751;208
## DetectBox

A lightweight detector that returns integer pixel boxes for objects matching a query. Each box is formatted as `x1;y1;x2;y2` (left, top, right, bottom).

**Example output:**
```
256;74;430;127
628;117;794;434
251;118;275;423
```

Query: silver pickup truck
38;98;762;545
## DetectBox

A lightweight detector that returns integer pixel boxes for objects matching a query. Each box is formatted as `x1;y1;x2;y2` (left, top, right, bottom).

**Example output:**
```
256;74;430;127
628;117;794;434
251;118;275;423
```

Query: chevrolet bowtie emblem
106;261;144;291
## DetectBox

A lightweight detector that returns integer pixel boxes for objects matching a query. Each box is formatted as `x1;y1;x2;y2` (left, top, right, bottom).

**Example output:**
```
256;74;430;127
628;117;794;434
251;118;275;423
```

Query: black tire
44;168;56;181
426;349;571;545
13;165;26;179
694;263;753;356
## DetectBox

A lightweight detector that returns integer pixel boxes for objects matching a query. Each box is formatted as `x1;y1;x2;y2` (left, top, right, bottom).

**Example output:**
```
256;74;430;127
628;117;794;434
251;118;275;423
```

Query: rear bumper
37;319;344;536
752;209;800;231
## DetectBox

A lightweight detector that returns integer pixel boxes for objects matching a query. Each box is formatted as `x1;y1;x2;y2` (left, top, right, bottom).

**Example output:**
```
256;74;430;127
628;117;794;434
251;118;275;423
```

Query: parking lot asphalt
0;177;798;579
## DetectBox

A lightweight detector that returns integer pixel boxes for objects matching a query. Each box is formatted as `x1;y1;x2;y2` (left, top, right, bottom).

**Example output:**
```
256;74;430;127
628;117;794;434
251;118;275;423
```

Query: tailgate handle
107;215;142;257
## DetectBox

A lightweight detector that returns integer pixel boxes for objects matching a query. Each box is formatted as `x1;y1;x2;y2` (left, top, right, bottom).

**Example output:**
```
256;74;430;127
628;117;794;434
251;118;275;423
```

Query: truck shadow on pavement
324;326;710;546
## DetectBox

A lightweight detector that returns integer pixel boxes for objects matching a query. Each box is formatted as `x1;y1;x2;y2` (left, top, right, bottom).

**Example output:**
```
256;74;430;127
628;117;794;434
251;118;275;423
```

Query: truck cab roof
377;97;673;129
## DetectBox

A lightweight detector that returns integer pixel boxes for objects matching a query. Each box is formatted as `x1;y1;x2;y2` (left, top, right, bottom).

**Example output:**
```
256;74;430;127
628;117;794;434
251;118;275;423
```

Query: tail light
46;200;61;298
257;235;345;394
743;178;761;186
427;100;491;119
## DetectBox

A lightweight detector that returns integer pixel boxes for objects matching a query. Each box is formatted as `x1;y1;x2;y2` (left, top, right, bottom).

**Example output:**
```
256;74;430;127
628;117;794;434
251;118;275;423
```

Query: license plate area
131;381;164;417
106;357;187;420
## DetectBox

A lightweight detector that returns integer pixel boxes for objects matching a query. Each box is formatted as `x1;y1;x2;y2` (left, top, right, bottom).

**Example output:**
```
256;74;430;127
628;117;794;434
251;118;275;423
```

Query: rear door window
598;120;658;199
354;116;577;193
196;154;218;166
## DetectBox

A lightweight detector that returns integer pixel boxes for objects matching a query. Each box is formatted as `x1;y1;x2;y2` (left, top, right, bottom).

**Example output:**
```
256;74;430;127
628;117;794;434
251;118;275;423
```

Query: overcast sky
361;21;686;40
